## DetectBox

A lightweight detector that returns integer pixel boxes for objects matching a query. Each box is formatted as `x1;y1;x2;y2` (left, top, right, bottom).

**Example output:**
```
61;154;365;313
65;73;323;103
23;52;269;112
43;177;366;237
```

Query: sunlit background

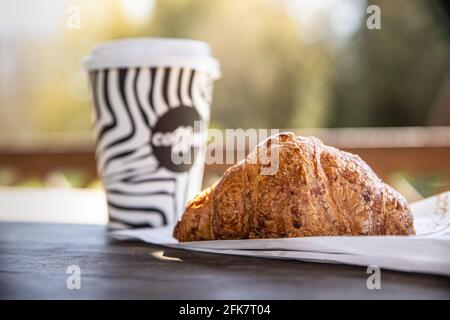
2;0;449;131
0;0;449;223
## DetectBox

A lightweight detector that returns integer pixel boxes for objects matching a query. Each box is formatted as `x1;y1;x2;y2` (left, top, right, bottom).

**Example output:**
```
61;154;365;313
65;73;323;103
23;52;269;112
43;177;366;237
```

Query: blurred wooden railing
1;127;449;194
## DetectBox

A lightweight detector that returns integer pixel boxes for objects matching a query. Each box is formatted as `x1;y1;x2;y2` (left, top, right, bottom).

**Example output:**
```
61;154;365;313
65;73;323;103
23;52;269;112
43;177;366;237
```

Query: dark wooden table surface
1;222;449;299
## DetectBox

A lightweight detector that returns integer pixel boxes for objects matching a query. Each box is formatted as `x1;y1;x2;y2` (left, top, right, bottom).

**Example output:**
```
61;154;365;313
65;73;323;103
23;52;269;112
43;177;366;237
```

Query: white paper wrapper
110;190;450;276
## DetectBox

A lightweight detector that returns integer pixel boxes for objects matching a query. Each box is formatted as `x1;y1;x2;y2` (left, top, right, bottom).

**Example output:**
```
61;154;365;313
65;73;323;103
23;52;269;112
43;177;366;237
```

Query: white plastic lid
83;38;221;80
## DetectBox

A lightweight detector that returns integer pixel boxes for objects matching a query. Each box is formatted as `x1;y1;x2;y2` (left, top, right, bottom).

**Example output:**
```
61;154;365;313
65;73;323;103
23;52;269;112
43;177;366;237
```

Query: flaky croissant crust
174;132;415;242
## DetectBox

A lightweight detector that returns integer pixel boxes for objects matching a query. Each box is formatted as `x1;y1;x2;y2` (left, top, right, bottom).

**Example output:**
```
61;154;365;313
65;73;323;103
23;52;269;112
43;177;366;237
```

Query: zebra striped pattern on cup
88;66;213;229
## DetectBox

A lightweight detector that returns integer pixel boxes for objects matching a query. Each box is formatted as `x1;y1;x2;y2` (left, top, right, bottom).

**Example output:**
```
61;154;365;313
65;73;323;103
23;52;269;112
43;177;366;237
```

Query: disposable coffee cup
84;38;221;229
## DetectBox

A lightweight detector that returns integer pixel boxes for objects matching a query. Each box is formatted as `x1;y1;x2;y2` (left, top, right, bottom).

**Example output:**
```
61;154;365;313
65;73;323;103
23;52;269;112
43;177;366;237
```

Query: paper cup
84;38;221;229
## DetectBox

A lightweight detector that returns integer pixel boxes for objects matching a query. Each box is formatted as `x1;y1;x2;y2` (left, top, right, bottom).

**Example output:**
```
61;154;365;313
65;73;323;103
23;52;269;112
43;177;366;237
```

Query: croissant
173;132;415;241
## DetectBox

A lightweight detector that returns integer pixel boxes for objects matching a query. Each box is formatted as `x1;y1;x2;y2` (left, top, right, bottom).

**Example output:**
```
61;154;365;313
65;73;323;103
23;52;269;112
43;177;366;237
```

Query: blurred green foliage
0;0;448;133
388;171;449;198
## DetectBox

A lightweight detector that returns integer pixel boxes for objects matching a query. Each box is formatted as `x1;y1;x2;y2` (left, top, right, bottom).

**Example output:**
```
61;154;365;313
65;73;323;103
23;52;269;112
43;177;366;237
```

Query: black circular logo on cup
151;106;203;173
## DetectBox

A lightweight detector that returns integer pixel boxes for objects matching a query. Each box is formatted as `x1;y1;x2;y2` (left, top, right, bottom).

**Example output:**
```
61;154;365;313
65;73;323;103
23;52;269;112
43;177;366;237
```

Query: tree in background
330;0;449;127
0;0;448;133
